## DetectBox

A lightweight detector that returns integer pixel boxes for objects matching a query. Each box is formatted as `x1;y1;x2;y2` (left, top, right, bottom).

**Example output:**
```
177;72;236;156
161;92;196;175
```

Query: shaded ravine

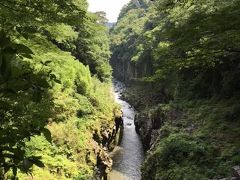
108;81;144;180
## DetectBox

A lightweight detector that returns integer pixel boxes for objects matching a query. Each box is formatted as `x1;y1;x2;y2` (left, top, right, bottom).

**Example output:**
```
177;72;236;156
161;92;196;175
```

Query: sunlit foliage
0;0;114;179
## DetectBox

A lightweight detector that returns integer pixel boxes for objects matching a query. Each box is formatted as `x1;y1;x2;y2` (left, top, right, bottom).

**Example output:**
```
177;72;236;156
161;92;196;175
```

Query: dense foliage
111;0;240;98
111;0;240;179
0;0;115;179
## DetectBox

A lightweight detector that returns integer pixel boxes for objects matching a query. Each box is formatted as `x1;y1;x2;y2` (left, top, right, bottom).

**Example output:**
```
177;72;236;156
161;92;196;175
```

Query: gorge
109;0;240;179
109;81;144;180
0;0;240;179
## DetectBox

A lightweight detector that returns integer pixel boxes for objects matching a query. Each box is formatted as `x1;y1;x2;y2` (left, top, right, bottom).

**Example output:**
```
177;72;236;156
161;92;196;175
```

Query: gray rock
134;112;152;150
232;166;240;179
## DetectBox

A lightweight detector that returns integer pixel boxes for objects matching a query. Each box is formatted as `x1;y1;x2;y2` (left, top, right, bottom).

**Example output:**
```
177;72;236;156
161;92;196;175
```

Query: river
108;81;144;180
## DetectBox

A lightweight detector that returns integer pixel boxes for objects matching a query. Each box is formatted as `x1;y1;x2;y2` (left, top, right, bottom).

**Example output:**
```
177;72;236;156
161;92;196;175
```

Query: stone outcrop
219;166;240;180
93;115;124;179
121;78;183;150
134;106;171;150
110;56;153;82
134;112;152;150
232;166;240;179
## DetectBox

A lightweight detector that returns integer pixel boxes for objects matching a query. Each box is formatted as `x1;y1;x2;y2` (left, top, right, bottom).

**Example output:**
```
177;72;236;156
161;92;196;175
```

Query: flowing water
108;81;144;180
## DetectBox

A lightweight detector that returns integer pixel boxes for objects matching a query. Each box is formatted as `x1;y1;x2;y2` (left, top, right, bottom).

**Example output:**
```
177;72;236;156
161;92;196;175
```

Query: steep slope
110;0;240;179
0;0;120;179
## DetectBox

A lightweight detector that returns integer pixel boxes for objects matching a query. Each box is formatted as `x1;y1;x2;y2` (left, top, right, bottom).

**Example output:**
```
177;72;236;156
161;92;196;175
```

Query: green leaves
0;143;45;177
0;31;33;58
0;0;87;34
49;73;61;84
0;31;34;83
0;0;114;179
42;128;52;143
75;12;112;82
13;44;33;59
111;0;240;97
28;156;45;168
21;156;44;176
41;60;52;66
22;159;33;172
12;167;17;177
0;31;11;48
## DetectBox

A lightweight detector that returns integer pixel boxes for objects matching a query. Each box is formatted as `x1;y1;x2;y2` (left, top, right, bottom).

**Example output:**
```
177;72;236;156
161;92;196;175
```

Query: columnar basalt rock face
111;58;153;82
111;59;135;81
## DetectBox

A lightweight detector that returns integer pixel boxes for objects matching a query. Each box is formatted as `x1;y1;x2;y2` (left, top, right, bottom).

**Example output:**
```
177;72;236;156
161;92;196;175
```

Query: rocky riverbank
120;81;167;150
93;112;124;179
121;81;240;179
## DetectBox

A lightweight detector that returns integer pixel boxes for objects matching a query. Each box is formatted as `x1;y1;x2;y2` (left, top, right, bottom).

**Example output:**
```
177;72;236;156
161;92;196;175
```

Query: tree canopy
0;0;115;179
110;0;240;179
111;0;240;98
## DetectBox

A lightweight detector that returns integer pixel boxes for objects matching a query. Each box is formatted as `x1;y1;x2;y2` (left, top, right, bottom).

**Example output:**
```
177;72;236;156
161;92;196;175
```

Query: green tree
0;0;114;179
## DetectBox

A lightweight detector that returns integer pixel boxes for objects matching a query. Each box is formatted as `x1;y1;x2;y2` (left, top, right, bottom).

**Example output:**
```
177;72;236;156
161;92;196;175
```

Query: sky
87;0;131;22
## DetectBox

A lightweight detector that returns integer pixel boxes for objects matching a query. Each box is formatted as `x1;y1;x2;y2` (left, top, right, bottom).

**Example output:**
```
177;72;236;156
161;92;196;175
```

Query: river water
108;81;144;180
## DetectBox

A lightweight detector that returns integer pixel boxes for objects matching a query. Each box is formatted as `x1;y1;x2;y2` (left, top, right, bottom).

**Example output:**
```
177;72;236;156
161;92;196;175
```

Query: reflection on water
109;81;144;180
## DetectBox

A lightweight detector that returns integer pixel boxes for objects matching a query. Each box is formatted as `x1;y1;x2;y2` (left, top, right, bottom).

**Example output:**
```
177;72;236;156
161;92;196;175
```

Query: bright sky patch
87;0;131;22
